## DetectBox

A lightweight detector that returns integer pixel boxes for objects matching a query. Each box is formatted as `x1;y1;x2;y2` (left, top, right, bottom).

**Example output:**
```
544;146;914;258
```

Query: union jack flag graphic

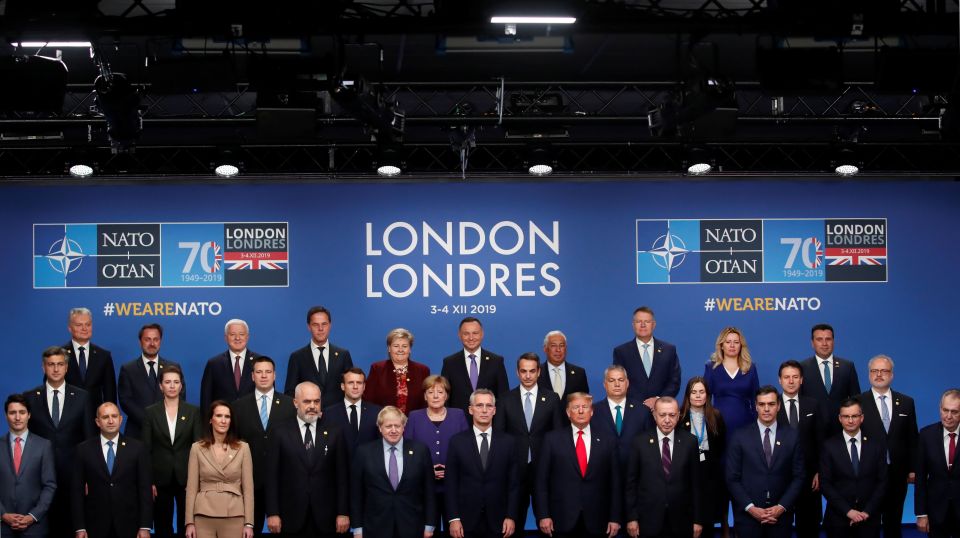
825;247;887;266
223;251;289;270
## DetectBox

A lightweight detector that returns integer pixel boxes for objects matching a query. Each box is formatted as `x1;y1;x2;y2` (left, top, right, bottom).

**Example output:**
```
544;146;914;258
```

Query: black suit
350;439;437;538
612;337;682;402
591;397;652;469
199;350;258;412
493;387;564;521
284;343;354;408
820;432;887;538
117;357;184;439
445;429;521;537
441;350;509;412
63;342;117;407
72;436;153;538
800;356;861;435
24;383;95;538
679;411;727;526
534;427;622;538
265;418;349;537
232;390;297;535
915;422;960;538
859;389;918;538
537;361;590;402
323;400;382;456
777;394;826;538
141;401;202;538
625;429;702;538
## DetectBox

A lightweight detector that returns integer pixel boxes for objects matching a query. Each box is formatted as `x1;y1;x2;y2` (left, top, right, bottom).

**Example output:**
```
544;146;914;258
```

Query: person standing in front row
613;306;681;410
0;394;57;538
915;388;960;538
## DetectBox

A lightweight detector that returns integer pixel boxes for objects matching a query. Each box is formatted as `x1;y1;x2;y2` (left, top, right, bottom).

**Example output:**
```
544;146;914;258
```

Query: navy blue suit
777;394;826;538
537;361;590;402
199;350;258;412
440;350;510;412
725;421;805;538
591;397;651;468
612;338;681;401
914;422;960;538
800;357;860;435
625;429;702;538
534;427;622;537
445;429;521;535
323;400;382;456
284;343;354;408
62;342;117;407
820;432;887;538
0;432;57;537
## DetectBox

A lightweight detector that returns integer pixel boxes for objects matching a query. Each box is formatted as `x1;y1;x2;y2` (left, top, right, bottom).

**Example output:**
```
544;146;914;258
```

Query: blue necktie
78;346;88;380
879;395;891;432
51;389;61;427
615;405;623;435
850;438;860;475
106;440;116;474
763;428;773;467
523;392;534;462
822;360;832;393
641;344;652;377
259;394;269;430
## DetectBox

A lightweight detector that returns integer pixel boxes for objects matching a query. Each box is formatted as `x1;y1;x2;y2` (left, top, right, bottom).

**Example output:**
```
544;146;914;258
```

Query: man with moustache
538;331;589;402
201;319;259;412
915;389;960;538
265;382;349;538
118;323;184;439
625;397;702;538
0;394;57;538
285;306;355;409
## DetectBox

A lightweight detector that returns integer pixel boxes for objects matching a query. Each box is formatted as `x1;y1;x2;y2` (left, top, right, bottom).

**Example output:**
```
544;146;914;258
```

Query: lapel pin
570;370;575;375
657;348;662;353
36;391;41;395
775;441;781;446
895;401;900;406
181;416;186;421
121;441;127;447
323;431;328;435
159;365;164;369
408;450;414;455
541;397;546;402
649;438;654;444
629;404;635;408
275;399;281;405
334;352;339;357
69;392;75;396
485;356;490;361
835;361;840;367
863;436;868;441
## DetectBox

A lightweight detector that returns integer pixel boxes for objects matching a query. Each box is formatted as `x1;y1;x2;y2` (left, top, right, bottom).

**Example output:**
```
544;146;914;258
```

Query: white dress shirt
842;430;863;459
255;388;275;418
607;397;627;424
571;424;592;460
657;428;676;458
311;342;329;373
45;382;66;421
817;354;835;386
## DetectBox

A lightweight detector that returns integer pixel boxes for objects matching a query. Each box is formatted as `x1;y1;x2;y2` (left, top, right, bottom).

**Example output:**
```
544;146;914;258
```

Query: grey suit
0;432;57;537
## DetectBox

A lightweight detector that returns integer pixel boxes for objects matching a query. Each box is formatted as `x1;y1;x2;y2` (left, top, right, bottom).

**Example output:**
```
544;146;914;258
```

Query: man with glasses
613;306;681;410
914;389;960;538
859;355;918;538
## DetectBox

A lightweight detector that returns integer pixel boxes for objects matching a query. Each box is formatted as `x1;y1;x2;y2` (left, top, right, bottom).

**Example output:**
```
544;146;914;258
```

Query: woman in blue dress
703;326;759;439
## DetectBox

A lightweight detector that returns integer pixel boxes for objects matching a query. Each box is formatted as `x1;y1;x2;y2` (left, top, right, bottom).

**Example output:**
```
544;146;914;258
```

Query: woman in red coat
364;328;430;414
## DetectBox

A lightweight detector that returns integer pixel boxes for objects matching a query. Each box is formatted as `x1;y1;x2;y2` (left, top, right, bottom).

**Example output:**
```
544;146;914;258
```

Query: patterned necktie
788;398;799;428
233;355;242;390
575;430;587;477
615;405;623;435
106;440;116;474
259;394;268;429
304;423;314;450
662;436;672;478
479;432;489;470
350;404;359;431
468;354;479;390
78;346;88;380
879;395;891;432
388;446;399;489
13;437;22;474
552;367;563;396
641;344;652;377
850;438;860;475
822;360;832;393
148;361;158;389
949;433;957;469
763;427;773;467
51;389;61;427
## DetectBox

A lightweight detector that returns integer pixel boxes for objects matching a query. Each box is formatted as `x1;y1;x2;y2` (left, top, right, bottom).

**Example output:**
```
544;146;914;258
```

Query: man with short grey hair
200;318;260;411
62;307;116;407
537;331;589;402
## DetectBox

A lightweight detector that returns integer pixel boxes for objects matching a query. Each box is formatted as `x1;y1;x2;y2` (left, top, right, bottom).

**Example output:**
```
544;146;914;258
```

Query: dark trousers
930;499;960;538
733;511;792;538
824;519;881;538
555;511;606;538
47;491;73;538
878;470;909;538
462;508;500;538
282;512;337;538
793;480;822;538
251;486;266;536
154;482;186;538
519;462;534;527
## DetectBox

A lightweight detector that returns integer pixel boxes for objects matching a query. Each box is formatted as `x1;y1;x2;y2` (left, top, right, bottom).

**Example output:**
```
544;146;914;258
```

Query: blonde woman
702;327;759;437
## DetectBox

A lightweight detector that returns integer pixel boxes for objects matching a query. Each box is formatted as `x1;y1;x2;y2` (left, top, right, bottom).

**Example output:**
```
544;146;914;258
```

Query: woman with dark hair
365;328;431;414
184;401;254;538
681;376;729;538
142;364;202;538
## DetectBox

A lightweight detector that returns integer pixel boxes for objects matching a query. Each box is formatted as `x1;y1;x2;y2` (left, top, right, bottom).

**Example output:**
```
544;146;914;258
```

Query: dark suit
24;384;95;538
199;350;258;412
800;357;861;435
0;432;57;537
859;389;918;538
612;338;681;401
284;343;354;408
265;418;349;537
62;342;117;407
537;361;590;402
680;411;727;526
323;400;382;456
232;390;296;535
625;429;702;538
141;401;202;538
725;422;805;538
350;439;437;538
534;426;622;538
591;397;652;469
915;423;960;538
820;432;887;538
444;429;521;537
777;394;826;538
440;350;509;412
493;387;564;521
117;357;184;439
72;436;153;538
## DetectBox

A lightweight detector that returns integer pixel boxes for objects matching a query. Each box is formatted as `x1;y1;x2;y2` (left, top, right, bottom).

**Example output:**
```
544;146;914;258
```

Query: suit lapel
565;430;584;477
1;434;15;478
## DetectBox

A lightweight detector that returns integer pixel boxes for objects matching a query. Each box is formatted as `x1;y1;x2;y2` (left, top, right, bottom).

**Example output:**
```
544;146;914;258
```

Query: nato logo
34;224;98;288
636;220;701;283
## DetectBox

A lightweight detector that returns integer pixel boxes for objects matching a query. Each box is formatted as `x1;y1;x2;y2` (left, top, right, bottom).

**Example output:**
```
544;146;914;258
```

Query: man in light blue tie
231;356;296;536
612;306;682;410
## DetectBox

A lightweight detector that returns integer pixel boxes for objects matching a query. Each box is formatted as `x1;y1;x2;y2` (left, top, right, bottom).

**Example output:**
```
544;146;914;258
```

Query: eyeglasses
840;414;863;420
869;369;892;375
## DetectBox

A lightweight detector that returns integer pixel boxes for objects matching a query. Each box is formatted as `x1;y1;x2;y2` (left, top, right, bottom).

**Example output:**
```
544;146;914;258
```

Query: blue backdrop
3;178;958;522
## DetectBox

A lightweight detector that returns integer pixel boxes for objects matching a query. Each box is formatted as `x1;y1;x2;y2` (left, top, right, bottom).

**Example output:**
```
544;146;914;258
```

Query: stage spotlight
834;164;859;177
684;146;714;175
68;163;95;178
525;143;554;176
374;145;404;177
94;72;142;152
212;149;243;177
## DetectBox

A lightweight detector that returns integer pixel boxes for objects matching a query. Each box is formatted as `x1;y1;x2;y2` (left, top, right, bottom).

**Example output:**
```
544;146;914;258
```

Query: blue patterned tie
106;440;116;474
259;394;269;430
879;395;891;432
822;360;832;393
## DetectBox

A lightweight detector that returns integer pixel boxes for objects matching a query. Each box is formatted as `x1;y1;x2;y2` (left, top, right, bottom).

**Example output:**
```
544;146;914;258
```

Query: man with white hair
61;307;117;407
200;319;260;412
537;331;589;402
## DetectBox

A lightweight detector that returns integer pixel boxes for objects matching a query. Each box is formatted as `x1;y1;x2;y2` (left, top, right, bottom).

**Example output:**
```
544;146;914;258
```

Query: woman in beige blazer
185;400;255;538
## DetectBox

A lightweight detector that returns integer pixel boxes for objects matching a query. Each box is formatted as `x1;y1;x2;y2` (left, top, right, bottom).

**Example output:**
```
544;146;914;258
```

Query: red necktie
576;430;587;477
13;437;22;475
233;355;242;390
949;432;957;469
